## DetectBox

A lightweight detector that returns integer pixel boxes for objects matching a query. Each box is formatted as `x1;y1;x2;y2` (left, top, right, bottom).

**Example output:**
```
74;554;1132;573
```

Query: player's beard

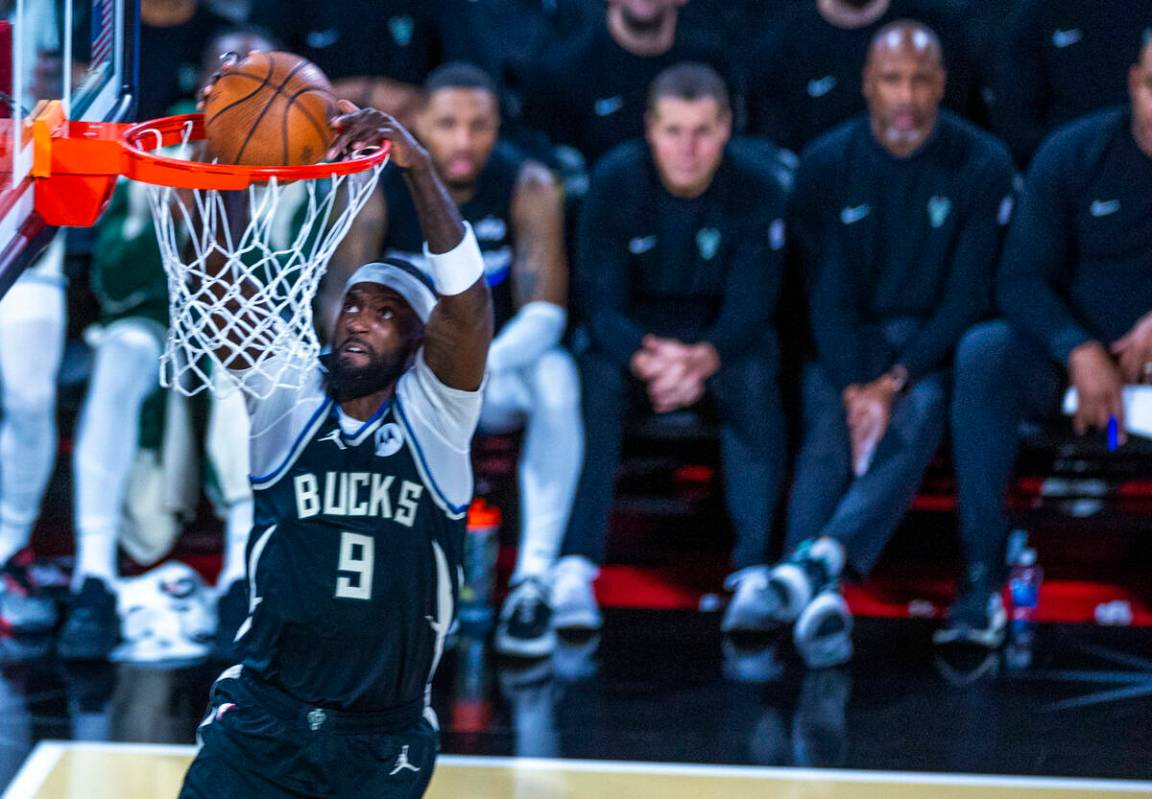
325;348;409;402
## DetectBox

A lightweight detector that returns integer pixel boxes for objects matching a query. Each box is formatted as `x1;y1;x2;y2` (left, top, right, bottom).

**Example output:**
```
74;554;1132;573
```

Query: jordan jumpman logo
390;745;421;775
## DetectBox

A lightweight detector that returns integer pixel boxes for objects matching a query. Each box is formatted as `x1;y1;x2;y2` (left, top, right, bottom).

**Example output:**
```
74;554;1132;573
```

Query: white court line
435;756;1152;792
1;742;65;799
5;743;1152;796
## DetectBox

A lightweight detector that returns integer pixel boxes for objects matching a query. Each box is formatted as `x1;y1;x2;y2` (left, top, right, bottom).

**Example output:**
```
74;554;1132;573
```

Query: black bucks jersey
235;352;481;715
381;143;523;331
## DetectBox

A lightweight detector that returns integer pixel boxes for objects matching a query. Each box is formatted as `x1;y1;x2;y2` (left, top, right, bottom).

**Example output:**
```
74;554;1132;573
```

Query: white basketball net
143;131;385;398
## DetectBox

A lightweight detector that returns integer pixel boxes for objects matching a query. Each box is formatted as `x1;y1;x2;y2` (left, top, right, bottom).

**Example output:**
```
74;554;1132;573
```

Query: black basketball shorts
179;671;438;799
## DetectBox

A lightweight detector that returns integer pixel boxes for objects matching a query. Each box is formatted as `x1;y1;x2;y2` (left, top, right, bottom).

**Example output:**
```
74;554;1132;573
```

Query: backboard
0;0;136;296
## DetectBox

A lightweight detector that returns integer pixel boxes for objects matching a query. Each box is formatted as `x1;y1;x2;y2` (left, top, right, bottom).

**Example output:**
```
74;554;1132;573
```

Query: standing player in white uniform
179;99;491;798
0;240;67;635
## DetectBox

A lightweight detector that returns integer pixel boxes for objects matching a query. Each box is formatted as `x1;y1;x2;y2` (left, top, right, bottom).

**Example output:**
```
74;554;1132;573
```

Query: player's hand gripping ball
328;101;426;168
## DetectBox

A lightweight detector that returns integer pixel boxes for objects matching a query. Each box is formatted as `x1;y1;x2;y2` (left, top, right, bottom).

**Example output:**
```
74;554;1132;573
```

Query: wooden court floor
4;742;1152;799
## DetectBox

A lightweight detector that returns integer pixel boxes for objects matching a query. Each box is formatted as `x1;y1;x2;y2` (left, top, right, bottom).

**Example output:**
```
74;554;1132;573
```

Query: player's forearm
402;158;466;254
420;225;493;390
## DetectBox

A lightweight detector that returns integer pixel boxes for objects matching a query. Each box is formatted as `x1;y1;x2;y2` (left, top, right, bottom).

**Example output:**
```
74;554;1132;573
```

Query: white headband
344;261;438;323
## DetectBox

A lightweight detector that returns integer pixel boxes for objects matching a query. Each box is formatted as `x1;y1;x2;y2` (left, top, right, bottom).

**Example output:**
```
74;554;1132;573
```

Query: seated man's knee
955;320;1019;379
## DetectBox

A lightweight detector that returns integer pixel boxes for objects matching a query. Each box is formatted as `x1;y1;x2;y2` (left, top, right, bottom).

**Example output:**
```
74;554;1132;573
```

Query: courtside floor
4;614;1152;796
6;742;1152;799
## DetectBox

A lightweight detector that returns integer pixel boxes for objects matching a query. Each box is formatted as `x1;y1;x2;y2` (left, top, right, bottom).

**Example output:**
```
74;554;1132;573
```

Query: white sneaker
551;556;602;631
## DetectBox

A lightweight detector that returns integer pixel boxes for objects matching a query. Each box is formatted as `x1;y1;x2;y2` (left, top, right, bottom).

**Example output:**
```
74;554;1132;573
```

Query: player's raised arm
331;103;493;391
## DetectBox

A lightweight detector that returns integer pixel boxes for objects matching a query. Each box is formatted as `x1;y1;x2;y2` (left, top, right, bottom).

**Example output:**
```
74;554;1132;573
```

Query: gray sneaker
724;540;840;633
793;587;854;669
722;566;785;633
551;557;602;631
495;578;555;659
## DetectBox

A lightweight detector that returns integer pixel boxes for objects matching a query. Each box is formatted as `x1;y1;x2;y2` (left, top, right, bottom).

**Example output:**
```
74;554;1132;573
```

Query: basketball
202;50;336;166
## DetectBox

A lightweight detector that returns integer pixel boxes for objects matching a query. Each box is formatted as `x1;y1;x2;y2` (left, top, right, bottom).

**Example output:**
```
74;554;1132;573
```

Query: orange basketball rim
26;99;390;227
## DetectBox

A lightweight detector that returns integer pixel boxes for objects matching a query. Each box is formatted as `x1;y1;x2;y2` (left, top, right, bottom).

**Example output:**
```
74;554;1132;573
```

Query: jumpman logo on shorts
390;745;421;775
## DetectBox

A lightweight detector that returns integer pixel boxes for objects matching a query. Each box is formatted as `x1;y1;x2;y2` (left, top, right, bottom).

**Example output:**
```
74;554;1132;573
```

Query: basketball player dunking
178;97;492;798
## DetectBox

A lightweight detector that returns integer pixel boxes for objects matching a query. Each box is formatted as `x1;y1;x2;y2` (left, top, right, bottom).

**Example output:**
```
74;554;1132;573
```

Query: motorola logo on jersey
375;423;404;458
293;472;425;526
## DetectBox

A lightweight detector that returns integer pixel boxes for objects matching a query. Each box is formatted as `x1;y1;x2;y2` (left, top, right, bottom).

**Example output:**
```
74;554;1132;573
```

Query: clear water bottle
1006;547;1043;669
459;499;501;627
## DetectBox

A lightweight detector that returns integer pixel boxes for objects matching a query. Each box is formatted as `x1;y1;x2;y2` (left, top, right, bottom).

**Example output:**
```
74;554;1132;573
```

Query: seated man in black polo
747;21;1014;667
554;62;788;633
940;32;1152;647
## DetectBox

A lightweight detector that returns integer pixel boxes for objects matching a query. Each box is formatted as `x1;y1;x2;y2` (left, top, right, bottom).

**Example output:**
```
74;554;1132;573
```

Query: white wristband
423;222;485;296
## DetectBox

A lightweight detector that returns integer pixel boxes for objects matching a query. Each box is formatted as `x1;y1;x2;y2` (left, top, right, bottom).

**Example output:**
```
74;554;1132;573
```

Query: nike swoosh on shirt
1089;199;1120;217
807;75;837;98
628;235;657;254
840;204;871;225
306;28;340;48
594;96;624;117
1052;29;1082;48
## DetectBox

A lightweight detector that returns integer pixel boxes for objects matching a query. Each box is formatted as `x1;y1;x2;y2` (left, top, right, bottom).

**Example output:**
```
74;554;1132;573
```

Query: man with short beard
743;22;1014;667
517;0;733;165
178;99;492;798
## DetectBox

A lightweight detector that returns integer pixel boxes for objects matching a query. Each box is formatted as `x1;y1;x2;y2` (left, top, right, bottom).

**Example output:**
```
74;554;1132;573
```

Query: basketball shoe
722;538;845;633
495;577;555;658
793;586;854;669
551;556;602;631
58;577;120;661
934;588;1007;648
0;550;58;635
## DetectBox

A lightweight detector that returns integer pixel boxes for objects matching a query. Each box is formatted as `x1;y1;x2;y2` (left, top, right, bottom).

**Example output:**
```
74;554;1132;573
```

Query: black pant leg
561;348;629;564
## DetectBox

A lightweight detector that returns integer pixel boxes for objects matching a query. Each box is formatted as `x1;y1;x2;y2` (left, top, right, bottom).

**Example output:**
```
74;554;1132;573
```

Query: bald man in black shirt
554;64;788;633
744;22;1014;666
940;36;1152;647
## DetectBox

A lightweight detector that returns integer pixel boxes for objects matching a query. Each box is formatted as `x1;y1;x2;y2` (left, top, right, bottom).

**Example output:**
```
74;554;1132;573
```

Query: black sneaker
934;590;1007;649
57;578;120;661
494;578;555;659
0;551;58;635
212;580;250;661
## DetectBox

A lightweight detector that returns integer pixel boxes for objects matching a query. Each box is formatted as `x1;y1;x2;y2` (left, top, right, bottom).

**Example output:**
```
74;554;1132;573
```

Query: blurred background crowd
2;0;1151;679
